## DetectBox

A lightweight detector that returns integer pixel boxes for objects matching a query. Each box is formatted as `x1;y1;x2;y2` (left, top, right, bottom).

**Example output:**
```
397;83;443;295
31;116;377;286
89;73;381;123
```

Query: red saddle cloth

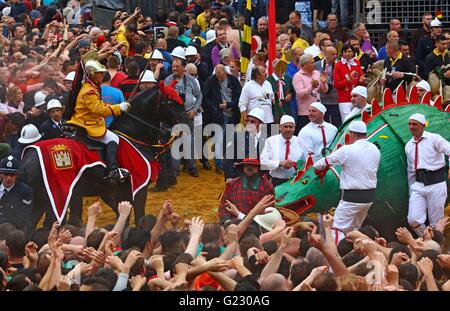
23;136;156;222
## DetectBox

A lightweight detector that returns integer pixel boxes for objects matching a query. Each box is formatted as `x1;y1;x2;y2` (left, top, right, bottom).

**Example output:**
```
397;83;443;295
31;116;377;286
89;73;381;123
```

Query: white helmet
206;29;216;44
47;99;63;111
85;60;107;78
150;49;164;60
171;46;186;60
18;124;42;144
248;107;265;123
185;46;198;57
140;70;157;83
34;91;47;107
65;71;75;81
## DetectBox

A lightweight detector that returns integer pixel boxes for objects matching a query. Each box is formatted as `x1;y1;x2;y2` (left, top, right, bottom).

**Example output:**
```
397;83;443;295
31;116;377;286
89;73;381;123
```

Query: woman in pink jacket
292;53;328;134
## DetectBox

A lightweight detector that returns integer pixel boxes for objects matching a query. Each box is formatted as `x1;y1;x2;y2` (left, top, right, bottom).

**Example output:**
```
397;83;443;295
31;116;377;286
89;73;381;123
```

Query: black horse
21;83;185;230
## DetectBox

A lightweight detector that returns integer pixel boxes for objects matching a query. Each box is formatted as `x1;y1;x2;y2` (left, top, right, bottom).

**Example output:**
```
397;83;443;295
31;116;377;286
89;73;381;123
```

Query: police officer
313;121;381;240
0;155;33;230
405;113;450;237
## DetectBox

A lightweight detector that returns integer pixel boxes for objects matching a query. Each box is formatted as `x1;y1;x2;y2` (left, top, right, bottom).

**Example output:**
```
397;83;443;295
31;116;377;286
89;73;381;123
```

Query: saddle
61;124;105;151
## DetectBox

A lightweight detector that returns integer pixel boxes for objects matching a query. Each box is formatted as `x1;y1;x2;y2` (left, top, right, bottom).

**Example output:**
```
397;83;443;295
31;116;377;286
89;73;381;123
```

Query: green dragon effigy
275;86;450;239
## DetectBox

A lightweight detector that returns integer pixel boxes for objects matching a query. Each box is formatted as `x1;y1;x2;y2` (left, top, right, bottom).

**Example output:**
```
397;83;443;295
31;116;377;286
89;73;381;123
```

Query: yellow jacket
116;25;130;56
67;81;122;138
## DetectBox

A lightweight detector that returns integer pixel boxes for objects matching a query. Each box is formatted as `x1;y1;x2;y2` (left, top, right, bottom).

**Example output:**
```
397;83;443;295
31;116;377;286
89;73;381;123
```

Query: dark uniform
224;130;268;180
0;156;33;230
383;52;415;92
425;49;450;85
416;35;436;79
40;118;63;140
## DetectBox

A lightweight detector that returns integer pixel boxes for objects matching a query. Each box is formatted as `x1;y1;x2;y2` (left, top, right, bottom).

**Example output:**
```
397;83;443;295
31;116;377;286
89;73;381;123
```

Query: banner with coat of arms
23;137;151;222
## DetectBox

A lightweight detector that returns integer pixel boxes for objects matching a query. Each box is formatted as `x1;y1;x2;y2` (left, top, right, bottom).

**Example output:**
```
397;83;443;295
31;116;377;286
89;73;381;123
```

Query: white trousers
89;129;119;144
338;102;353;122
334;199;373;234
408;181;447;237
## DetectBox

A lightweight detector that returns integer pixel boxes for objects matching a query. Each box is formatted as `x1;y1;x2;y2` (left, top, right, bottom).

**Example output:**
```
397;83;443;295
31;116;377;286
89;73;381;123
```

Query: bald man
315;46;341;126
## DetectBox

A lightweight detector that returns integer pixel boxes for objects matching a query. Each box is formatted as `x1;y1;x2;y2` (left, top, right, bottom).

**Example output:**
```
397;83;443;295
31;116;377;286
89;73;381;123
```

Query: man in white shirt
239;66;275;125
345;86;371;121
298;102;338;162
313;121;381;239
405;113;450;237
261;115;303;186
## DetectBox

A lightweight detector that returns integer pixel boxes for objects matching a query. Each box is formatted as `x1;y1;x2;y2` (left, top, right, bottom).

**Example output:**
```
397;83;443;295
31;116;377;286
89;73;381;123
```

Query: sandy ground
83;163;224;226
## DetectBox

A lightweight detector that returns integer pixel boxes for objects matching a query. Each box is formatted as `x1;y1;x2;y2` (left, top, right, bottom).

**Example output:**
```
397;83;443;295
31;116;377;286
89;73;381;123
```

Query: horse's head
157;80;185;127
275;155;341;215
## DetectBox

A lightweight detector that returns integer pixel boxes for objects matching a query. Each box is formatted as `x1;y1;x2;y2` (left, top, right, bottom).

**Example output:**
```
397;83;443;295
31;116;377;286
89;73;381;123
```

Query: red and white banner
23;137;152;222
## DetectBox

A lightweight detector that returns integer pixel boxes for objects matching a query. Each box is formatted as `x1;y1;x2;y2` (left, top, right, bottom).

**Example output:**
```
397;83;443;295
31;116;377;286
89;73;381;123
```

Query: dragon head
274;154;342;215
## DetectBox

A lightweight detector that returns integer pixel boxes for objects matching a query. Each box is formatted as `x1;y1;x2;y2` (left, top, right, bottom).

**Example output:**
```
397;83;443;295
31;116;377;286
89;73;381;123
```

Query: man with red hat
219;157;273;224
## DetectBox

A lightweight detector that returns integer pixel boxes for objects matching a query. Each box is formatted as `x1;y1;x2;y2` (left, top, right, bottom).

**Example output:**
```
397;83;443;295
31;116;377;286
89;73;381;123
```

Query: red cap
234;158;261;167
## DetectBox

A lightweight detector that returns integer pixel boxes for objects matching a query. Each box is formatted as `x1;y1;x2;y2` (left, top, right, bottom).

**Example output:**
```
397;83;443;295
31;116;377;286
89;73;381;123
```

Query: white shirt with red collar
313;139;380;190
405;131;450;186
298;121;338;162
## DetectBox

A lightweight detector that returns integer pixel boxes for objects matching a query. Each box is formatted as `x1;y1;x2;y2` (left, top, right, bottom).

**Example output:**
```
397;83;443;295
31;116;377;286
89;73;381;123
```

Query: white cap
150;49;164;60
65;71;75;81
254;207;282;232
248;107;265;123
34;91;47;107
206;29;216;44
185;45;198;57
310;102;327;115
409;113;426;125
2;7;11;17
140;70;157;83
18;124;42;144
351;86;368;99
46;99;62;111
280;114;296;125
171;46;186;60
431;18;442;27
348;120;367;134
416;80;431;92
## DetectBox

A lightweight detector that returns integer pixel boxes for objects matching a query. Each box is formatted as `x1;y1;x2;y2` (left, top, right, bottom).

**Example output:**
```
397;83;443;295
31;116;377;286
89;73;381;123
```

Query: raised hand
58;228;72;244
417;257;434;277
395;227;414;244
435;216;450;233
189;216;205;238
87;201;102;217
252;195;275;215
280;227;294;250
225;200;240;217
25;241;38;264
118;201;133;218
390;252;410;266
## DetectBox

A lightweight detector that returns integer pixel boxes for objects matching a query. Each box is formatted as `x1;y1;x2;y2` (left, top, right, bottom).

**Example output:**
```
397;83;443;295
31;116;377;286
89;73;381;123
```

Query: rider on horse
66;53;131;183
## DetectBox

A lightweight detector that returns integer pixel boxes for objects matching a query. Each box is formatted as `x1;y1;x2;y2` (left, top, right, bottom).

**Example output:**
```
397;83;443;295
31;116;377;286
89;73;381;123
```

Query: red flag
268;0;276;75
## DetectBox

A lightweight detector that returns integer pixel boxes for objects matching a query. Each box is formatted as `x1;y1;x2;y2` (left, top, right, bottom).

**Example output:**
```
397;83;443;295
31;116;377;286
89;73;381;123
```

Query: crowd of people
0;0;449;292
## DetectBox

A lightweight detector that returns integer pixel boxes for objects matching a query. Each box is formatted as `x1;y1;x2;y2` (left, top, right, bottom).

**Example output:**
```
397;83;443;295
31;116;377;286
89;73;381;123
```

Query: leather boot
104;141;130;183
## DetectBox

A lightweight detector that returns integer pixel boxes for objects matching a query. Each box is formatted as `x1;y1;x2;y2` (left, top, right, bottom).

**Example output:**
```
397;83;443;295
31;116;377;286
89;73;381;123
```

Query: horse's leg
68;194;84;227
100;194;119;218
28;190;48;232
132;187;147;226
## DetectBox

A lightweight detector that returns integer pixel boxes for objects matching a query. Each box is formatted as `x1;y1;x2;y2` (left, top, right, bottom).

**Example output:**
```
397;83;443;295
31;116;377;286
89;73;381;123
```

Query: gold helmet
82;51;107;78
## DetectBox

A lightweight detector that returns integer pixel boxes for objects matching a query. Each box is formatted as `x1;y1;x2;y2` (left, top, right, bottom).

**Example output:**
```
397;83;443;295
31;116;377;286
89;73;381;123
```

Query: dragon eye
301;179;308;185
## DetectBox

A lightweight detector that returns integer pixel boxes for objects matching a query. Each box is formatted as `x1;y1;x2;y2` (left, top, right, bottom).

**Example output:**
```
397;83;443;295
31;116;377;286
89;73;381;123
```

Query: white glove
119;102;130;112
